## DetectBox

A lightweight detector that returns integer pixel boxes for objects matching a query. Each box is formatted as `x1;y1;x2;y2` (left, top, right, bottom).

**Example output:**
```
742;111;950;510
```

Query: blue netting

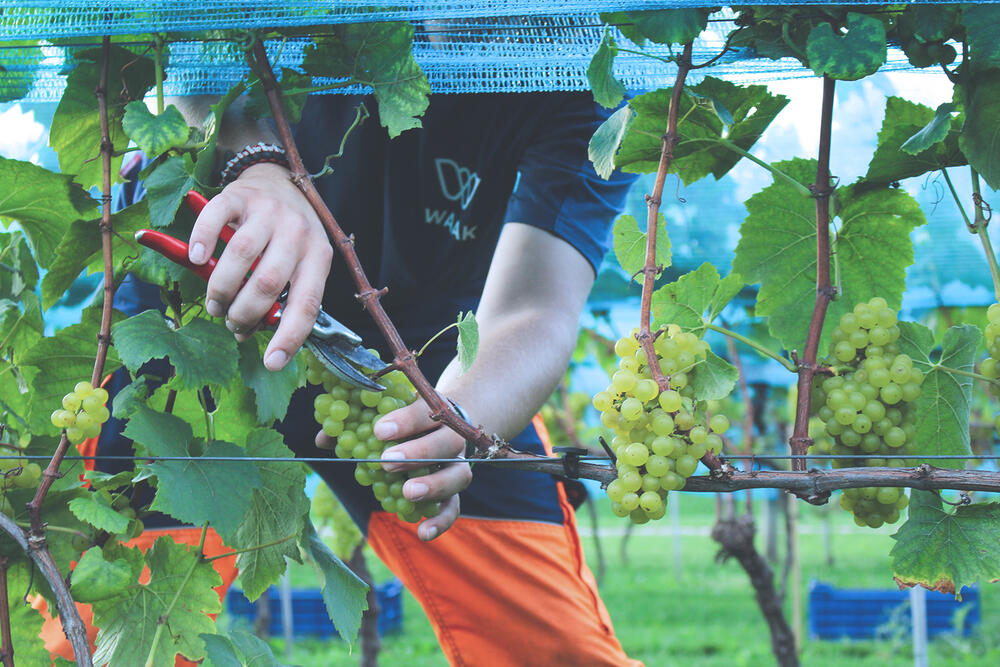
2;1;990;40
0;11;932;101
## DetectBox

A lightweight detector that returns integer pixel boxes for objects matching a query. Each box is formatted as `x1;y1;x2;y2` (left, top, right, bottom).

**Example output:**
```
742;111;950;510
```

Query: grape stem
704;322;796;372
203;532;297;562
789;76;836;472
933;363;1000;386
635;42;692;395
971;170;1000;302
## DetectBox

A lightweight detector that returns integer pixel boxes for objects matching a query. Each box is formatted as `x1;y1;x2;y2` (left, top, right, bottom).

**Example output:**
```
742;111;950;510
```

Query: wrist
219;142;289;186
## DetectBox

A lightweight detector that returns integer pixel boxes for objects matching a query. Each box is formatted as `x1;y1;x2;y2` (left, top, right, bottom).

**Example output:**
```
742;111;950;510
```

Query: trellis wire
0;9;942;102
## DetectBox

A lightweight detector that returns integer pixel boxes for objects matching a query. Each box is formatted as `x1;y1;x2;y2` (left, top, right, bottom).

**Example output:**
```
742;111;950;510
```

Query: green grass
224;492;1000;666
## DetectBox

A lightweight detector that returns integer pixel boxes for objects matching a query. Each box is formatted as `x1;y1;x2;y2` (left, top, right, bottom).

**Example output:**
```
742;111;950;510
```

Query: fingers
373;399;438;443
402;461;472;504
418;494;460;541
380;427;463;470
188;193;240;266
263;243;332;370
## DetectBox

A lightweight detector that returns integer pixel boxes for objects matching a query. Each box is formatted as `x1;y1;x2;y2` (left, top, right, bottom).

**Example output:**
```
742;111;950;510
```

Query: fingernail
374;420;397;440
405;481;428;501
264;349;288;370
421;525;438;541
381;450;405;470
225;318;241;333
206;299;223;317
189;242;207;264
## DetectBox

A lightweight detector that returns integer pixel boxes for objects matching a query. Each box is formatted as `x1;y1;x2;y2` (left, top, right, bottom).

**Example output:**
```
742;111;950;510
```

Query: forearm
171;95;278;151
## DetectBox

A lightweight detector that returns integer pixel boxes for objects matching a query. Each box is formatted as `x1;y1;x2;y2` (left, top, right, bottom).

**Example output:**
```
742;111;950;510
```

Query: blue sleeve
504;95;636;274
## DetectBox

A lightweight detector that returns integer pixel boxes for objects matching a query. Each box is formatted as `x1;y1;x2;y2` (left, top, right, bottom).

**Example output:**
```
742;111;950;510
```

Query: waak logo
425;158;480;241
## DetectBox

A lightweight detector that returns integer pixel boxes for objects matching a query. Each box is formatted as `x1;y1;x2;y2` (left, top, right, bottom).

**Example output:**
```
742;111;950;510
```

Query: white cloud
0;104;45;162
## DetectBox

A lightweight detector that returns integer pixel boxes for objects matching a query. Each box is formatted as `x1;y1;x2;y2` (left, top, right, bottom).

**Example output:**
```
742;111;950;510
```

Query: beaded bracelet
219;142;290;186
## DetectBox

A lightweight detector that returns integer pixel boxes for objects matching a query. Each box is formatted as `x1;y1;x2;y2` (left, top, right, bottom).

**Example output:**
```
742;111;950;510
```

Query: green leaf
225;430;309;601
92;537;222;666
201;630;290;667
41;201;150;309
246;68;310;125
902;103;957;156
733;160;925;353
121;406;194;456
238;338;302;424
71;547;133;603
690;349;738;401
146;440;262;536
49;46;154;189
145;154;197;228
896;323;978;467
613;214;671;281
589;105;634;180
302;22;430;138
621;9;709;45
68;493;130;534
0;231;39;297
456;311;479;374
587;28;625;109
111;375;149;419
891;491;1000;595
960;71;1000;191
806;13;886;80
7;564;51;667
867;97;964;184
617;78;789;184
652;262;721;331
963;5;1000;69
299;520;368;644
122;102;190;158
21;306;122;434
709;273;744;323
113;311;239;390
0;156;96;268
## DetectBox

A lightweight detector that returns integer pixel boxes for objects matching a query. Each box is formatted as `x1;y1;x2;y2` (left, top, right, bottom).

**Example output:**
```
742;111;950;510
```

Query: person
199;88;642;665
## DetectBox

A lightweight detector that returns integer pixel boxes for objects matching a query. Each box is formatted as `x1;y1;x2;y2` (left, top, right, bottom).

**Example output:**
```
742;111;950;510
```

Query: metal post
910;586;928;667
671;492;682;579
280;571;294;659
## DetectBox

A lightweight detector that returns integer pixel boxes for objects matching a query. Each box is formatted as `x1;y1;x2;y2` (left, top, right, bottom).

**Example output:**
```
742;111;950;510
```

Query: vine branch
789;76;836;471
0;557;12;667
245;40;504;457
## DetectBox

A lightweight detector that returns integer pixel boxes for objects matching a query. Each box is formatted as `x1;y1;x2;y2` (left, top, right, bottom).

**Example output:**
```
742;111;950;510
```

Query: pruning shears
134;190;388;391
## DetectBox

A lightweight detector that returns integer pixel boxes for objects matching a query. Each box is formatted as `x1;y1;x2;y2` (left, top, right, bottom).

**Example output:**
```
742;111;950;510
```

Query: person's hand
187;163;333;370
316;397;473;541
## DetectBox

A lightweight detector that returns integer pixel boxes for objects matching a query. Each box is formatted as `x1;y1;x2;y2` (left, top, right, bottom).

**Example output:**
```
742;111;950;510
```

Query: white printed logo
435;158;481;210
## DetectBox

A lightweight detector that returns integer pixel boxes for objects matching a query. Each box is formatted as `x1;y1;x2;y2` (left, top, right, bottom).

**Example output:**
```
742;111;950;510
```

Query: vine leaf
456;311;479;373
201;630;290;667
238;338;302;424
71;547;133;603
0;231;38;297
866;97;965;185
121;405;193;456
246;68;310;125
601;9;709;46
733;159;924;354
21;306;123;434
587;28;625;109
690;349;738;401
7;564;52;667
616;77;789;183
299;520;368;644
959;70;1000;191
902;103;957;156
113;310;239;390
589;105;634;180
41;200;150;309
145;154;197;229
49;45;154;189
224;430;309;602
613;214;671;281
805;12;886;80
896;323;978;467
92;537;222;666
652;262;734;331
302;22;429;138
890;491;1000;596
122;102;190;158
0;156;96;268
67;493;130;535
963;5;1000;69
145;440;262;537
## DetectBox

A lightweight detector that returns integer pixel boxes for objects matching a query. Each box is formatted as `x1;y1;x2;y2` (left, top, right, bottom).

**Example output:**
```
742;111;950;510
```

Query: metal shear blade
306;338;387;392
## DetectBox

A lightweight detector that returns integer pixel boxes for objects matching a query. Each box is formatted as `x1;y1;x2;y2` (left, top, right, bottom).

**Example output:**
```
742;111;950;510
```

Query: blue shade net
0;2;953;101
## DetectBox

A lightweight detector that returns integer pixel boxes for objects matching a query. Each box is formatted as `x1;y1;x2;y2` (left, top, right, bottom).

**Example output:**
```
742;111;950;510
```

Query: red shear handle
135;228;281;327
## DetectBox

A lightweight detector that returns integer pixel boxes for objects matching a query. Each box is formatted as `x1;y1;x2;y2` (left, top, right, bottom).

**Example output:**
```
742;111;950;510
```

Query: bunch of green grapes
978;304;1000;434
50;381;111;445
0;450;42;505
811;297;921;528
592;325;729;524
312;481;363;560
304;352;441;524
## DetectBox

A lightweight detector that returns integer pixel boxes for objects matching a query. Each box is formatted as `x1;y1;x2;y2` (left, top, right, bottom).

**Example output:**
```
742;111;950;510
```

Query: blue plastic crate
227;580;403;638
808;581;980;640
